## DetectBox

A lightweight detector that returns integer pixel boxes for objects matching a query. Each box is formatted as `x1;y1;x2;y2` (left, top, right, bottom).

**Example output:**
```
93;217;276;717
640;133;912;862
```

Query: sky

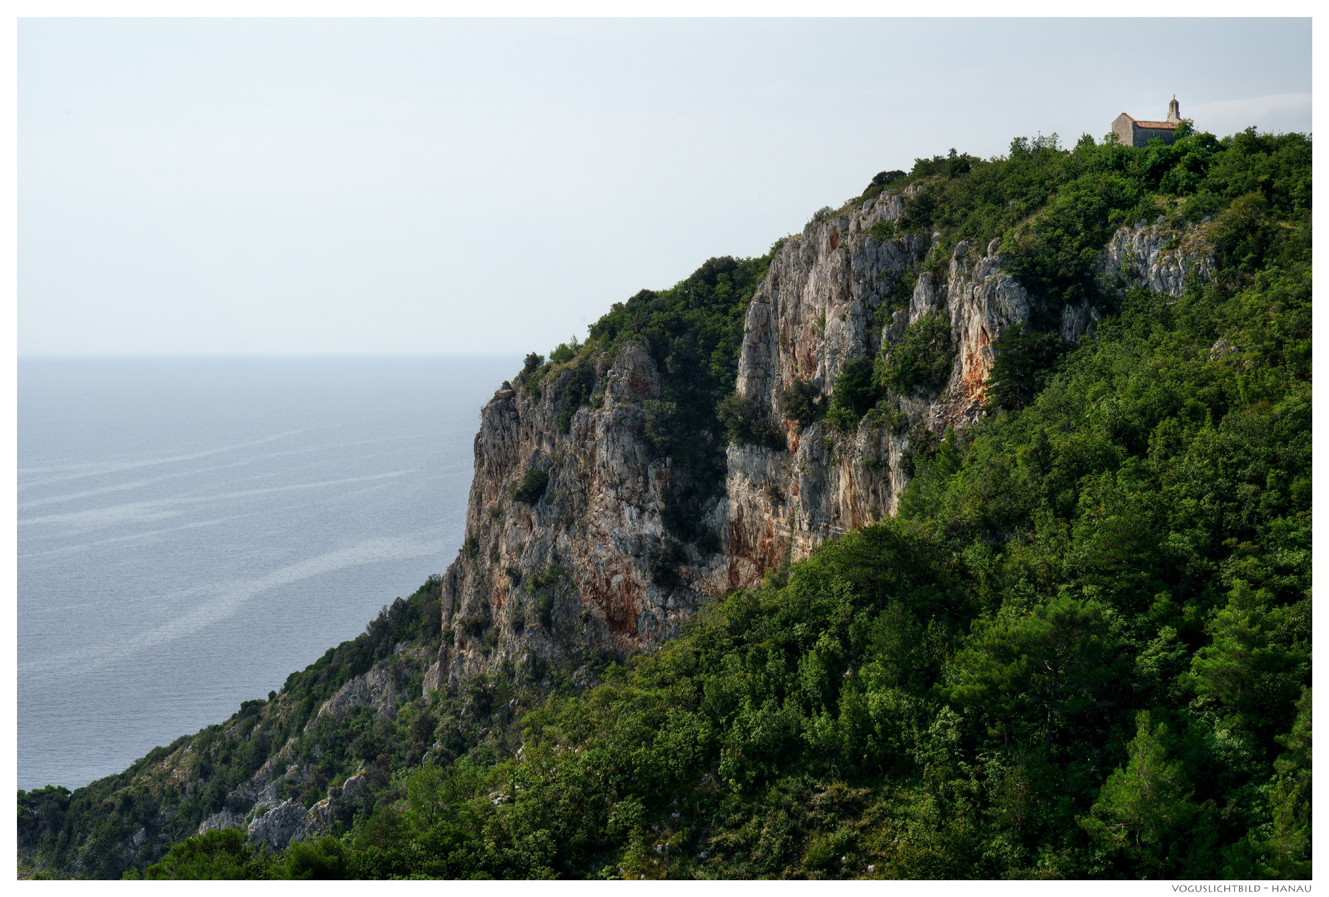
17;17;1313;357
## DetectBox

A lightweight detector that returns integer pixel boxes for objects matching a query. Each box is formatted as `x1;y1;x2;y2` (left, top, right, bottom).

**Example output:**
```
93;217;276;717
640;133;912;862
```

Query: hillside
18;125;1311;880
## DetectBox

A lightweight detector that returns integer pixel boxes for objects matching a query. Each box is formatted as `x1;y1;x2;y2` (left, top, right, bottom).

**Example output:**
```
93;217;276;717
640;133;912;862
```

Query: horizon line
16;352;529;360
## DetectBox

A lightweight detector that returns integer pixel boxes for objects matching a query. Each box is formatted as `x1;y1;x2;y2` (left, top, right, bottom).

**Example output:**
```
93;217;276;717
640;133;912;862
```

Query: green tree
984;322;1064;411
512;467;550;505
406;761;448;831
1186;580;1309;733
145;828;269;880
1260;687;1312;878
944;596;1115;753
825;357;881;432
1079;711;1192;870
272;836;349;880
716;392;786;450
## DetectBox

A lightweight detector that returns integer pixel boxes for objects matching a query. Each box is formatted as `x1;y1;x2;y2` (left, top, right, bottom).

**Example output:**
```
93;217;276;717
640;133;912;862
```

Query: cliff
427;190;1216;689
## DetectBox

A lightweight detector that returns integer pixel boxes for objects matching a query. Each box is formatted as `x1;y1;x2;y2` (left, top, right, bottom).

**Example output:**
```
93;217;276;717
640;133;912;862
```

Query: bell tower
1167;95;1181;123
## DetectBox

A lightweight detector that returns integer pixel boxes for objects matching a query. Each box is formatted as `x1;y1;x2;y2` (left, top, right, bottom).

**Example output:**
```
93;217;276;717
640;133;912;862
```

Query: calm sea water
18;356;519;791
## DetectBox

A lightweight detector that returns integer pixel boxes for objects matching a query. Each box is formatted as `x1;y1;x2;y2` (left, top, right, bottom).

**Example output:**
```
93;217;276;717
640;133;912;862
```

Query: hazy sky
18;17;1312;357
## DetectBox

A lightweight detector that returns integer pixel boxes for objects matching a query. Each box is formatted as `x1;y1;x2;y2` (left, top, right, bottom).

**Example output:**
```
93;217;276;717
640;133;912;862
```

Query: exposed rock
1097;219;1214;298
197;808;247;836
422;660;444;696
431;342;702;687
428;193;1217;689
247;799;308;851
304;667;398;730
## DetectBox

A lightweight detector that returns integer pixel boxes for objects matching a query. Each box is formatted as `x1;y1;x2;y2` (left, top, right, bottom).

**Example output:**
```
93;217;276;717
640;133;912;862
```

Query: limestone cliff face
429;192;1216;687
428;344;706;689
715;210;1214;574
1096;215;1216;297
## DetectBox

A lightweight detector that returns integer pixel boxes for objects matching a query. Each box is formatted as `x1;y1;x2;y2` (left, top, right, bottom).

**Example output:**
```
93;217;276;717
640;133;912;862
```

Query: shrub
807;206;834;228
716;392;786;450
825;357;881;432
864;405;910;435
145;829;267;880
909;147;977;180
648;538;685;588
874;269;918;329
643;400;680;456
780;377;825;430
549;338;579;365
861;170;907;203
876;314;954;396
522;353;544;375
458;612;490;639
552;361;597;434
868;219;898;242
512;468;549;505
529;567;565;629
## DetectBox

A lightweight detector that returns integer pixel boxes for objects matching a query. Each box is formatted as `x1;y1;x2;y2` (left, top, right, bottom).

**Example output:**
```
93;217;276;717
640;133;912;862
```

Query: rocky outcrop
196;754;373;851
430;343;704;688
718;205;1039;568
305;667;397;731
243;770;370;850
428;192;1216;688
713;210;1213;571
1097;216;1214;298
190;664;403;851
246;799;309;851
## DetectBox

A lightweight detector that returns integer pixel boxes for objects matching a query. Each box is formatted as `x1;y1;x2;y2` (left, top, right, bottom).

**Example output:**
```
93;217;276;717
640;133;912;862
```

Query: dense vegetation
20;126;1310;880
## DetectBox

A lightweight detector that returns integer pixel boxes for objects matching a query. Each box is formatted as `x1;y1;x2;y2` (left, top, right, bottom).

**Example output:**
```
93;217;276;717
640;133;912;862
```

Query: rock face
1097;216;1215;298
194;664;402;851
429;343;705;689
429;193;1216;686
304;667;398;730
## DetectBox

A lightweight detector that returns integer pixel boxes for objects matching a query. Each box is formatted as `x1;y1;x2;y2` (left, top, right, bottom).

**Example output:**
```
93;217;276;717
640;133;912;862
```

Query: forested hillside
20;125;1310;880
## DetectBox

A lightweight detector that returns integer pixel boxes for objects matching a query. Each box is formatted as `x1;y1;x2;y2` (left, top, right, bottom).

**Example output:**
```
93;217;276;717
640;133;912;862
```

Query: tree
145;828;269;880
272;837;348;880
1079;711;1192;871
406;762;448;831
512;468;550;505
877;315;954;396
1260;687;1312;878
984;322;1063;411
1186;580;1309;733
944;596;1114;753
716;392;785;450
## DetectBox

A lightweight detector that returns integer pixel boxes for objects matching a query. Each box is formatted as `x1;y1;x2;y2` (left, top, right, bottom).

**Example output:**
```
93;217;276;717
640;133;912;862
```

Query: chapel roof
1119;113;1179;130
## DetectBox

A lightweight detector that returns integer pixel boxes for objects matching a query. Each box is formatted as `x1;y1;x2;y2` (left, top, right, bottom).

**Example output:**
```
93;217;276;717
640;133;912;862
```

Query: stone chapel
1112;97;1184;147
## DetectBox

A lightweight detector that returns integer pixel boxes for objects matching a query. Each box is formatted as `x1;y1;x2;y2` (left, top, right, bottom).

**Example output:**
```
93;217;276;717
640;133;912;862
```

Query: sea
17;356;520;792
